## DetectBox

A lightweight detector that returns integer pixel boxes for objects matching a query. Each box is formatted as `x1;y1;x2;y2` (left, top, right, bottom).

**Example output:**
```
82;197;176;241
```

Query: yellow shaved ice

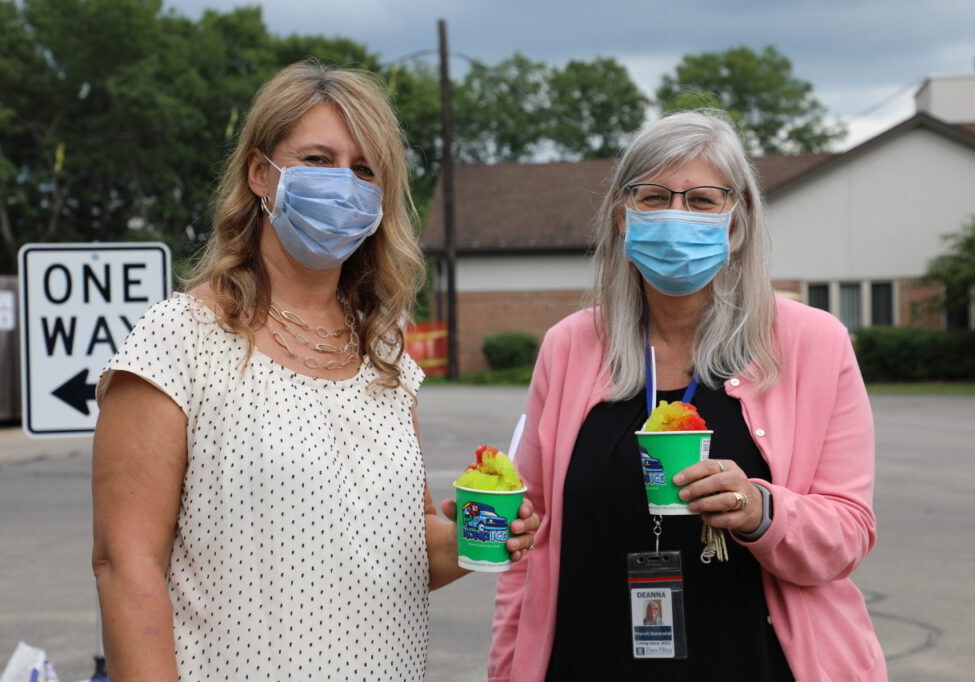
455;450;523;491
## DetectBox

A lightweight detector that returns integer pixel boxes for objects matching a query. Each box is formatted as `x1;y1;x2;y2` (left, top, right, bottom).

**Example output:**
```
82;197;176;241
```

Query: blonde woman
92;61;537;681
490;110;884;681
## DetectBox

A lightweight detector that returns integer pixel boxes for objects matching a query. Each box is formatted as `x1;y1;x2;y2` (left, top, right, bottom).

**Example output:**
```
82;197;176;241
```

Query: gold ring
526;543;535;551
731;492;748;511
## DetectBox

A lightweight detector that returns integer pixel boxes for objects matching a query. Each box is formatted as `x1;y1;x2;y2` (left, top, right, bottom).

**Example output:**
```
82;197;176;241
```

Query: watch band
734;482;772;540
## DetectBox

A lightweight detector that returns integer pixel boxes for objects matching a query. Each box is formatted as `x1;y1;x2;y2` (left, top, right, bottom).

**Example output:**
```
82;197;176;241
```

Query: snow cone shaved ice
455;445;523;491
642;400;708;432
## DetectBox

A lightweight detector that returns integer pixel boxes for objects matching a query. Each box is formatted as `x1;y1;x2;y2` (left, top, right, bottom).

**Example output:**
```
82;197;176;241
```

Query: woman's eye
641;193;669;205
688;197;717;209
354;165;375;178
304;155;330;165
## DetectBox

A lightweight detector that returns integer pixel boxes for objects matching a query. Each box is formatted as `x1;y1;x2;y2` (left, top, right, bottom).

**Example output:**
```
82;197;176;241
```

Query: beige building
423;74;975;374
766;112;975;331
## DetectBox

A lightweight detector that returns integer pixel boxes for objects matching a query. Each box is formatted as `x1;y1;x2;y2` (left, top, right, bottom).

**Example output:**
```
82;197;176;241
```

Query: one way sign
18;243;171;437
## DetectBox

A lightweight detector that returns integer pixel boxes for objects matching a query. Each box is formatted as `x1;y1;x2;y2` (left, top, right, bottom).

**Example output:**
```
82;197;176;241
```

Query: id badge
627;551;688;659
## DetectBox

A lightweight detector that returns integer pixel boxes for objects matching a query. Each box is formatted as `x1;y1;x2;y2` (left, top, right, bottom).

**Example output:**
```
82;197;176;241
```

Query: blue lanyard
644;340;699;417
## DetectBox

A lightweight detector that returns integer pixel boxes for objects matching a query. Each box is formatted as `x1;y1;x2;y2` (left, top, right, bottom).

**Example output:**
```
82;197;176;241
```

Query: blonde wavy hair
185;60;424;390
592;109;778;399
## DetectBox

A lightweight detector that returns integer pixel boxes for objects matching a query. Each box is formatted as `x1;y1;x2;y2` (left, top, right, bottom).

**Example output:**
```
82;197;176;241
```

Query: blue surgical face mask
261;156;383;270
624;208;731;296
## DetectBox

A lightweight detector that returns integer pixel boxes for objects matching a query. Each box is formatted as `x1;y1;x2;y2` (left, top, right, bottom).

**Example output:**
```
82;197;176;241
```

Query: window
946;283;971;330
839;283;861;330
870;282;893;326
807;283;829;311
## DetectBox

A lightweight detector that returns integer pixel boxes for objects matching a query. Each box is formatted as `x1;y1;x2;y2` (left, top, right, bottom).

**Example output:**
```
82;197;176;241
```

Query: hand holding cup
674;459;762;534
453;445;532;572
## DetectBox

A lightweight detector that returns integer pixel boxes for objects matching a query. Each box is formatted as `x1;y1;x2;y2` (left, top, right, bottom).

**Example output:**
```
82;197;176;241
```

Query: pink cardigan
490;298;886;681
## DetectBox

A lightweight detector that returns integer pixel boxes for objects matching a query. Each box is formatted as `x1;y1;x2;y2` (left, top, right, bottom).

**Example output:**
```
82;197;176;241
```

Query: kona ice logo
641;448;666;486
461;501;510;543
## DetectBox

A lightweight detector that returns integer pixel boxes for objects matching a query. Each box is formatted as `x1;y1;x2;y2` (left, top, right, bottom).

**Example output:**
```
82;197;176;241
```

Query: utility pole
438;18;459;381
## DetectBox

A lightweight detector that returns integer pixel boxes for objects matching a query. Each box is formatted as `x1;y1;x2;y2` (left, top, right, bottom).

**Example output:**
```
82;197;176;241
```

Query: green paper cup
635;430;713;515
454;483;526;572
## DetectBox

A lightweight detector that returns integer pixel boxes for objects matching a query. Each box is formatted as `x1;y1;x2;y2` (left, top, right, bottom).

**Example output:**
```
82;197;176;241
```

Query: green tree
655;45;845;155
273;34;379;72
0;0;173;257
0;0;48;254
454;53;552;163
548;57;648;159
923;217;975;329
453;53;648;165
384;59;442;215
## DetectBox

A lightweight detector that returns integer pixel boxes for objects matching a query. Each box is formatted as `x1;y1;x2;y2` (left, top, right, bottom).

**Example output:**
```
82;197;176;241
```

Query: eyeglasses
625;183;735;214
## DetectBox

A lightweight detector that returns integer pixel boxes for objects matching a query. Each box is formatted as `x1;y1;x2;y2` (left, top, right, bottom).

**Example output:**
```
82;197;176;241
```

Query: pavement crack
863;589;943;661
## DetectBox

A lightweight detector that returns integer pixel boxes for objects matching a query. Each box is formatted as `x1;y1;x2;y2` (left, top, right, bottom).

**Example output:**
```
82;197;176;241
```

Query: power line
382;49;477;69
849;77;925;119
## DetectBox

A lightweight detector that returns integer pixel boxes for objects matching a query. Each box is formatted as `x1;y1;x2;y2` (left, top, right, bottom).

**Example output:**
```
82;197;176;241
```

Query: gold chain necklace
267;297;360;371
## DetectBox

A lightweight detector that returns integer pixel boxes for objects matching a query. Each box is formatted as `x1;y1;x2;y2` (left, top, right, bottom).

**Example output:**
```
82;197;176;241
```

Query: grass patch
462;366;534;385
866;382;975;395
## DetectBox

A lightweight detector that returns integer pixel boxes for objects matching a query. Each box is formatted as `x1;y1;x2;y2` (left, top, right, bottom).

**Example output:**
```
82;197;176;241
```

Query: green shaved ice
455;451;523;491
455;470;502;490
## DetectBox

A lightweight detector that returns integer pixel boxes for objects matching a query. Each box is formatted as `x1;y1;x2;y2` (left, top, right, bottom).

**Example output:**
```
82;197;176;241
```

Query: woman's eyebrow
292;144;337;156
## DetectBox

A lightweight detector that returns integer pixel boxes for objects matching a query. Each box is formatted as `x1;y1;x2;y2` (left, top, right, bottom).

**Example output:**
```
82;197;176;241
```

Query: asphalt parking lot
1;387;973;681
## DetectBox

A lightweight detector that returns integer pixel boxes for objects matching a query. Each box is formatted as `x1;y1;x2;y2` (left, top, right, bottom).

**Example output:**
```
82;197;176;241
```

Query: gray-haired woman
490;110;885;681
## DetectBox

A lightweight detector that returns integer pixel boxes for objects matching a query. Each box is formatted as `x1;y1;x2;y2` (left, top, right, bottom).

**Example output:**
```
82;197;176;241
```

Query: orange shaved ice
642;400;708;431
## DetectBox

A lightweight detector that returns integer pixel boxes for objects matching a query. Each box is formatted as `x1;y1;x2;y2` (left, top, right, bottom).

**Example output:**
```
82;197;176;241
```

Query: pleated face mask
262;156;383;270
624;208;731;296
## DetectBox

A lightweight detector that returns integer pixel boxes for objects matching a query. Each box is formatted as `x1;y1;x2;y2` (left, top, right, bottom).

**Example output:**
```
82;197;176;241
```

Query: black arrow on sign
52;368;97;416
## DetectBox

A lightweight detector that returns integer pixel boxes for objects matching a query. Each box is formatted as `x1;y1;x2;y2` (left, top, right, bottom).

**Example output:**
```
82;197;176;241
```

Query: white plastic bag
0;642;60;682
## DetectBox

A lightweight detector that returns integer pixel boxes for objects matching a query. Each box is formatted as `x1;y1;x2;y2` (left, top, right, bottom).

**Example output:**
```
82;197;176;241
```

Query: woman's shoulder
535;307;606;377
775;295;847;327
139;291;218;328
96;291;220;410
117;290;222;353
544;307;601;345
773;296;851;350
180;284;222;319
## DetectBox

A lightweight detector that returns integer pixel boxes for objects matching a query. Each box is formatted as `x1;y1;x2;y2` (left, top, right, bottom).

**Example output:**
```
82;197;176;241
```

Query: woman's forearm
425;514;471;590
95;560;179;682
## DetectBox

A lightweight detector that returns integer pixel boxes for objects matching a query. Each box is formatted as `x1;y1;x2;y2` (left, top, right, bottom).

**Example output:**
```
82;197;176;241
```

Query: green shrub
854;327;975;382
482;332;539;370
462;366;535;385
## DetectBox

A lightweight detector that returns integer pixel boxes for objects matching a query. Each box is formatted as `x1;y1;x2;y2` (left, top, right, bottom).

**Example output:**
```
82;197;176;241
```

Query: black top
546;384;793;681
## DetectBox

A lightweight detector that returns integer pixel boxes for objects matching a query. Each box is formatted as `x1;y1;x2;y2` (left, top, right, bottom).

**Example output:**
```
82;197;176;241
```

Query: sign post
18;242;171;437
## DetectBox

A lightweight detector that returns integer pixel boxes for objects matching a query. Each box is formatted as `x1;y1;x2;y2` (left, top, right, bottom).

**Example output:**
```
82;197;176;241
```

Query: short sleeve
399;351;425;398
96;295;206;415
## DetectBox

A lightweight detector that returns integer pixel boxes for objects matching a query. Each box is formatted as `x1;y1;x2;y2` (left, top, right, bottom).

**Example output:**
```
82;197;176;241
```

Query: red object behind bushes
405;321;447;377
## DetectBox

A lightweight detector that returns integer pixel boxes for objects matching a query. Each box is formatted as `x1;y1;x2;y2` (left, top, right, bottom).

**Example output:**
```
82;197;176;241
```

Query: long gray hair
592;109;778;400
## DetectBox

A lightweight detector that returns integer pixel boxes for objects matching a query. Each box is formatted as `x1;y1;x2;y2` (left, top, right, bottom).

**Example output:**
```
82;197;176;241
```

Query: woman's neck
643;282;710;346
643;283;711;390
259;225;342;315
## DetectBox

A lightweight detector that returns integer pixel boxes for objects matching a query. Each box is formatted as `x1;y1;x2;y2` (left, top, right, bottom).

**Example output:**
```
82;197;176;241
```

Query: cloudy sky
165;0;974;150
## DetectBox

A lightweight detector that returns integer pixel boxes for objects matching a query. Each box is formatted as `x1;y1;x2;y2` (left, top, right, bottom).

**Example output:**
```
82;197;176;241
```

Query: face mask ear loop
262;153;283;172
260;153;282;218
